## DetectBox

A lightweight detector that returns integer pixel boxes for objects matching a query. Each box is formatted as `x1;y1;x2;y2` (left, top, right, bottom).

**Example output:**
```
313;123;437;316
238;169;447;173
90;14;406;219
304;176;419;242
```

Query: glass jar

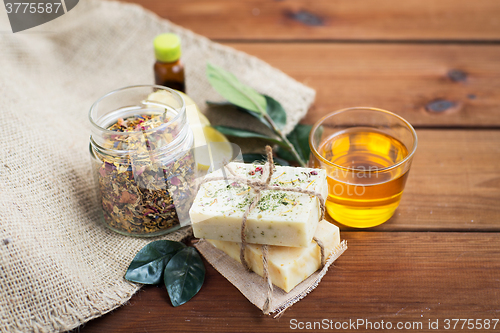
89;85;196;237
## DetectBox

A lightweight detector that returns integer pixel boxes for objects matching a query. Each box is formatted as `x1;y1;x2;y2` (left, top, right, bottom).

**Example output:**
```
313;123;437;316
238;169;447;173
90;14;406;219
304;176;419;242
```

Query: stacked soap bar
207;220;340;292
190;163;327;247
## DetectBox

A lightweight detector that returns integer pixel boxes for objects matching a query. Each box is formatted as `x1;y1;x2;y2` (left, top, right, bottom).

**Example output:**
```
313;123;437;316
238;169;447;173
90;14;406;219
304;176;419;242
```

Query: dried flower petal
119;191;137;204
96;114;196;235
170;176;181;186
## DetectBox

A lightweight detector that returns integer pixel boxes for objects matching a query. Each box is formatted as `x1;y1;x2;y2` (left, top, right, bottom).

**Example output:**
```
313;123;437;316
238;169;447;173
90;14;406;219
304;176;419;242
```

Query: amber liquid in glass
316;127;409;228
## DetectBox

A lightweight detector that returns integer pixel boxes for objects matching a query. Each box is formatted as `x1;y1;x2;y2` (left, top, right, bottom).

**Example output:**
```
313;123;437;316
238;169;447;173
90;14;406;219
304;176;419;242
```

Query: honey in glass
309;108;417;228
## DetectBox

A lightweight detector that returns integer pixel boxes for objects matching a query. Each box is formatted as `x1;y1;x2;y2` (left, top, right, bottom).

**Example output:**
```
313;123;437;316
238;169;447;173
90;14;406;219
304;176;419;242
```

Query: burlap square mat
0;0;315;332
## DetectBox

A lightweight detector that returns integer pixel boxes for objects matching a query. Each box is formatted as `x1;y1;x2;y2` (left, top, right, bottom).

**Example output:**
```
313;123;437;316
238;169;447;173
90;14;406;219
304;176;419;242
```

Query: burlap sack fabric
0;0;316;332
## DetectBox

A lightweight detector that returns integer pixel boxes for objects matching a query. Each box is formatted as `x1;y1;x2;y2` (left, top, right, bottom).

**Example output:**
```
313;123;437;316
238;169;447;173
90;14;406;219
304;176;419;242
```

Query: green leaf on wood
125;240;186;285
276;124;313;163
206;63;267;116
164;247;205;307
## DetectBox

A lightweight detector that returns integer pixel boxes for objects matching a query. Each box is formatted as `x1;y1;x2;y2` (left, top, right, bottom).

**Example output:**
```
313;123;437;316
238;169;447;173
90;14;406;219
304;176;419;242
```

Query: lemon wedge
206;126;234;171
192;126;234;172
147;90;232;172
177;91;210;127
147;90;210;126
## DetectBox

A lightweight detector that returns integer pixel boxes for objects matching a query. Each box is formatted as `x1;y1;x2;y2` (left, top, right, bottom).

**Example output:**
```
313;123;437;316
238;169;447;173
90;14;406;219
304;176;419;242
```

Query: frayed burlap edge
0;0;315;331
0;226;193;333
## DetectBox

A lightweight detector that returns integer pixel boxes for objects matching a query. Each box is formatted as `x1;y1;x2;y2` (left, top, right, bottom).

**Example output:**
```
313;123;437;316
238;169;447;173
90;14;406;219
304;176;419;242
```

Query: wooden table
78;1;500;332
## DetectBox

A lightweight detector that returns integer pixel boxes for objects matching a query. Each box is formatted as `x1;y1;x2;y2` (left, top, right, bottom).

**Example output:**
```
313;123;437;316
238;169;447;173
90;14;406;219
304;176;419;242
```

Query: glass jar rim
309;107;418;173
88;85;186;136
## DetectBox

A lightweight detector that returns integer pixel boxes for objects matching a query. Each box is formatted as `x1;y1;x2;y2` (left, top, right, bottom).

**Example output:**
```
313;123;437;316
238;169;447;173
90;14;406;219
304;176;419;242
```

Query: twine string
261;244;274;314
313;237;326;267
200;146;326;314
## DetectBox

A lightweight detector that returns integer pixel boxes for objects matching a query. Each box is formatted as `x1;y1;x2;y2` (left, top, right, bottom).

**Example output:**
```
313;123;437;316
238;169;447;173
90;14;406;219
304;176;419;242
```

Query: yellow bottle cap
153;33;182;63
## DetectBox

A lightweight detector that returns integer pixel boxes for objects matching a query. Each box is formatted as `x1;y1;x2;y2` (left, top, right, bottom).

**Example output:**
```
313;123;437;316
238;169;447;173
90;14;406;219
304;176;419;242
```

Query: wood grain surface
338;130;500;231
224;43;500;127
75;0;500;332
78;232;500;332
122;0;500;41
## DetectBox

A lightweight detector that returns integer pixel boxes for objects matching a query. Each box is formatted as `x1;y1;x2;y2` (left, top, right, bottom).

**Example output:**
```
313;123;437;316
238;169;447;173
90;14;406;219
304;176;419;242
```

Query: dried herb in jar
96;114;196;236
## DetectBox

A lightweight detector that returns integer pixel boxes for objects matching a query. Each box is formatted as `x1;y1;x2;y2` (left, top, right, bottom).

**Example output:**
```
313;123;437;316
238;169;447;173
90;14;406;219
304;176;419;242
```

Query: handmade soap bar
207;220;340;292
190;163;327;247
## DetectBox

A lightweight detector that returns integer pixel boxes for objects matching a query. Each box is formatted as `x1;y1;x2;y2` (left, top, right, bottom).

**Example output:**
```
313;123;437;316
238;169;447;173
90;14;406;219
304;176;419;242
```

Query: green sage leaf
206;63;267;116
206;100;262;120
164;247;205;307
206;96;286;132
125;240;186;285
206;100;243;108
243;154;290;166
276;124;313;163
213;126;289;149
264;95;287;130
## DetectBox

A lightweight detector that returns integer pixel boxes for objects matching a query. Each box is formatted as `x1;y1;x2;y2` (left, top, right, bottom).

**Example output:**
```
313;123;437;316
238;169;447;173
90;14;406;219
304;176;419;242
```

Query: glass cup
309;107;417;228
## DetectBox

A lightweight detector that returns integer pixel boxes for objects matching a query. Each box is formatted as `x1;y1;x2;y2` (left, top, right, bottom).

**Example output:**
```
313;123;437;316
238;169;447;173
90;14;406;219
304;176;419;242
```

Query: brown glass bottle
153;33;186;93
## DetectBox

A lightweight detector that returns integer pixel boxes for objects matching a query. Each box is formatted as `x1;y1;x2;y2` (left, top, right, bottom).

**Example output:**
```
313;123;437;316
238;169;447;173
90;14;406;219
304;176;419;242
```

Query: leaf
206;63;267;116
206;96;286;132
164;247;205;307
242;154;290;166
264;95;287;130
206;100;262;120
276;124;313;163
125;240;186;285
213;126;289;149
205;100;239;108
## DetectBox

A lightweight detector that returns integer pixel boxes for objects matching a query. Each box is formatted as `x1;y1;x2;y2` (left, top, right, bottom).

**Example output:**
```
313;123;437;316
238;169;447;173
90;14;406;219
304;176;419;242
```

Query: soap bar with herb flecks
190;163;327;247
207;220;340;292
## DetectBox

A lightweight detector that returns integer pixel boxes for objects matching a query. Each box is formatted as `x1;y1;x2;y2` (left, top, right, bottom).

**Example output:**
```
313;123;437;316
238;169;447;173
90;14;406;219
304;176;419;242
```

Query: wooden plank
77;232;500;332
335;130;500;231
225;43;500;127
122;0;500;41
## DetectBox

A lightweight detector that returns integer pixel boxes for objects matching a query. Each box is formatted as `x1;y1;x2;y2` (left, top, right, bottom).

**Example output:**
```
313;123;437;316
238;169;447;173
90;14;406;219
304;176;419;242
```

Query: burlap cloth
0;0;316;332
